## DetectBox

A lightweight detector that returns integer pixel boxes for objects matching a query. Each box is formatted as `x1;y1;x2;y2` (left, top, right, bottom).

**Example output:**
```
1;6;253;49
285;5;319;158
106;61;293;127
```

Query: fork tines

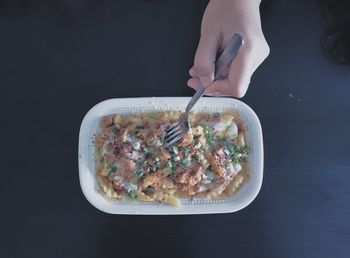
162;123;185;148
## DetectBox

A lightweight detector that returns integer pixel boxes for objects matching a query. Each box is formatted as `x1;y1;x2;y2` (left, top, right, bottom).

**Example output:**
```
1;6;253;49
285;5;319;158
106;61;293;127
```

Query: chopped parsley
136;159;146;166
202;173;213;183
151;164;158;172
227;143;240;153
184;147;190;157
203;125;214;144
167;160;176;171
241;146;250;160
226;162;234;170
181;159;189;168
145;147;156;159
132;160;146;177
192;154;200;163
127;189;137;199
132;167;144;177
146;112;157;119
225;143;249;163
107;164;117;173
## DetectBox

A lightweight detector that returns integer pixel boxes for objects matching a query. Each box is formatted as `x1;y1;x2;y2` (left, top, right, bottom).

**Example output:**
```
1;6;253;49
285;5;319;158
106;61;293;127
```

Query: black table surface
1;0;350;257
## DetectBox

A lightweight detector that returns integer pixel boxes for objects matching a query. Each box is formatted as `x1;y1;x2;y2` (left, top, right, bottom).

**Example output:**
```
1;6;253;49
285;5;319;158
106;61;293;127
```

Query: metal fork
162;33;244;148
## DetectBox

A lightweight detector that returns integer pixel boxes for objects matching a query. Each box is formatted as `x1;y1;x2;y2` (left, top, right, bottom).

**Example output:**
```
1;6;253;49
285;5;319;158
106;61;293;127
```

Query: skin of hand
187;0;270;98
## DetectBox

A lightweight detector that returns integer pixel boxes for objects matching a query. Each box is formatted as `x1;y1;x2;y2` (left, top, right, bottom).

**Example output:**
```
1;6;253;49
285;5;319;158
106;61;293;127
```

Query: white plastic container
78;97;263;215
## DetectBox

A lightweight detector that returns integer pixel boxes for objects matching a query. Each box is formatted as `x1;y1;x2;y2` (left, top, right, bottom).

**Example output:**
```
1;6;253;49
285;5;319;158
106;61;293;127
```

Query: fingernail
189;67;197;76
187;79;196;88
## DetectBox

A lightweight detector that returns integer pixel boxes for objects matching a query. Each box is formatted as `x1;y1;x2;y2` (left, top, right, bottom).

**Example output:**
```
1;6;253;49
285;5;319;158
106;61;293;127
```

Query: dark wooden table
1;0;350;257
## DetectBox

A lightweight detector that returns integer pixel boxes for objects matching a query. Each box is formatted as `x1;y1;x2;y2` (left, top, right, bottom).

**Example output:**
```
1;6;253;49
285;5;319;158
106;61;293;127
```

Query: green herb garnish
132;167;144;177
227;143;235;152
226;162;234;170
127;189;137;199
184;147;190;157
145;147;156;159
227;143;241;153
203;125;214;144
167;160;176;171
181;159;189;167
202;173;213;183
146;112;157;119
99;157;104;163
151;164;158;172
136;159;145;166
241;146;250;160
192;154;200;163
224;143;250;163
108;164;117;173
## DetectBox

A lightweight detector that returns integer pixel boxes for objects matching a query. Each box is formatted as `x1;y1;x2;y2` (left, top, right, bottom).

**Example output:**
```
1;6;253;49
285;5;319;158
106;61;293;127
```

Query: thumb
193;33;219;87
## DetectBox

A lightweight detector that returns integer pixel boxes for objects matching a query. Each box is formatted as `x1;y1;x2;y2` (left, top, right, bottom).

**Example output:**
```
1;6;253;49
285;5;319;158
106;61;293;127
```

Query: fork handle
185;33;244;113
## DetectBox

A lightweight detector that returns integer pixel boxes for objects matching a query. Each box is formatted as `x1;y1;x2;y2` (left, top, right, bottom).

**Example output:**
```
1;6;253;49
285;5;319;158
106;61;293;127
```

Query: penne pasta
94;110;250;207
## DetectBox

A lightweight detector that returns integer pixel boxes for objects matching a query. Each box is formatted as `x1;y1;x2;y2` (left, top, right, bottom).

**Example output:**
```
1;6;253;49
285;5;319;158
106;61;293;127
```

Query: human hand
188;0;270;97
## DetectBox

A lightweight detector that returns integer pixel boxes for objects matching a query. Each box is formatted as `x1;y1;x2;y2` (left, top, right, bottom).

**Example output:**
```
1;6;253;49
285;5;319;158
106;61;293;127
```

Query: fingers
187;77;200;90
204;43;251;97
205;38;270;98
192;32;220;87
188;32;270;98
189;67;197;77
188;45;251;97
204;79;232;97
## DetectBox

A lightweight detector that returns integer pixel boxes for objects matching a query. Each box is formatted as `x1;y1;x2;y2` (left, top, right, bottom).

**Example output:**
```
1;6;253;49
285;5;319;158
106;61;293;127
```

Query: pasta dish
94;110;249;207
